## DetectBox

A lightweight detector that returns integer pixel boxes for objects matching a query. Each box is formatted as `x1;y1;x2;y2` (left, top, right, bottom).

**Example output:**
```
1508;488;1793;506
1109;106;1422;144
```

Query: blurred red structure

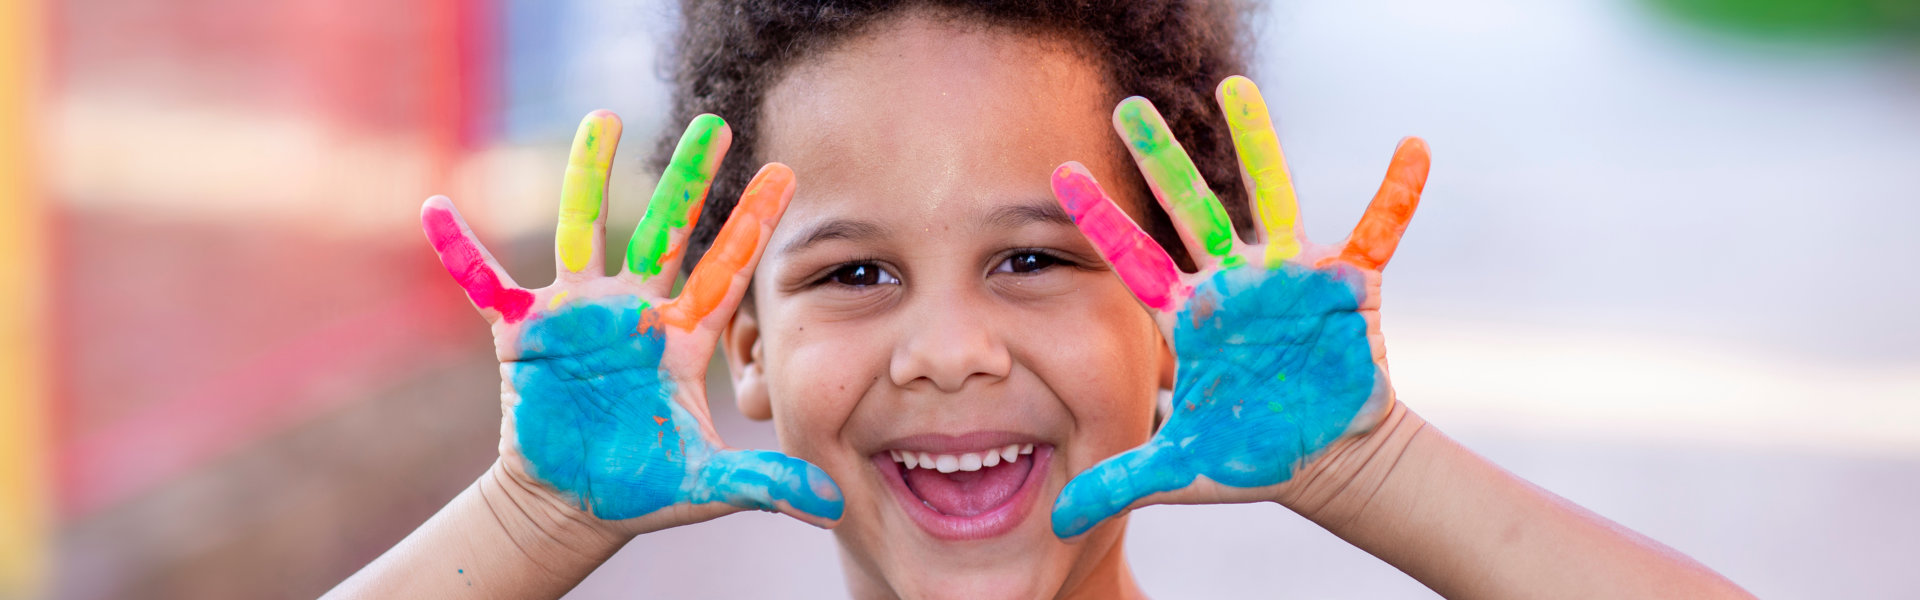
49;0;501;519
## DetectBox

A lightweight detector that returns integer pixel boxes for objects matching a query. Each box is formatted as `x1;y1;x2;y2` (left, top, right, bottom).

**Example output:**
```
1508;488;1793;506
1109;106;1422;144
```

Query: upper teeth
890;444;1033;473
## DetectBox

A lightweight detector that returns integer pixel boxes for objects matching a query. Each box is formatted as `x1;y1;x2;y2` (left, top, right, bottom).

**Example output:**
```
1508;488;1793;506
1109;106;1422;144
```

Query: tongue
902;455;1033;517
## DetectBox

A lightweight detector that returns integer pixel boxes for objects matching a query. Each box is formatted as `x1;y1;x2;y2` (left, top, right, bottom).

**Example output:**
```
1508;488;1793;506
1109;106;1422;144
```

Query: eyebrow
777;200;1077;256
982;201;1076;231
779;218;887;255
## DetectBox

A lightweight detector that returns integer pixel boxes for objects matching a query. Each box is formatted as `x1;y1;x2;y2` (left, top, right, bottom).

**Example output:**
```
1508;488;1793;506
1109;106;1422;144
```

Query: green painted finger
1218;76;1304;266
1114;97;1236;263
556;110;622;273
626;114;728;279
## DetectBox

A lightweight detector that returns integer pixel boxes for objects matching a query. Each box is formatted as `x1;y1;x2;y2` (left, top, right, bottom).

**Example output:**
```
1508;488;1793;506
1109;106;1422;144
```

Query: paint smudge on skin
557;111;621;273
511;296;843;521
422;206;533;323
627;114;726;279
1050;162;1187;311
1218;76;1303;266
1114;97;1235;260
548;290;570;310
1051;264;1379;537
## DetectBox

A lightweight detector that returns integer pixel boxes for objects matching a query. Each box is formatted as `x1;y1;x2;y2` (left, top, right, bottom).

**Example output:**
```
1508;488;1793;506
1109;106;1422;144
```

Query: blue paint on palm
511;296;843;521
1052;264;1379;537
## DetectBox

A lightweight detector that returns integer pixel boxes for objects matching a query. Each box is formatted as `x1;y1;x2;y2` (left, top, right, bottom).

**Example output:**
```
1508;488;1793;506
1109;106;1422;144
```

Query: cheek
1015;278;1163;458
762;321;885;461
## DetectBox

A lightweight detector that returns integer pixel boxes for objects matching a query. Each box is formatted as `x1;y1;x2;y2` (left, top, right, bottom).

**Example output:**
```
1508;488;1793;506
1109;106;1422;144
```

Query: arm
1286;403;1751;599
326;463;624;599
326;111;840;598
1047;76;1751;599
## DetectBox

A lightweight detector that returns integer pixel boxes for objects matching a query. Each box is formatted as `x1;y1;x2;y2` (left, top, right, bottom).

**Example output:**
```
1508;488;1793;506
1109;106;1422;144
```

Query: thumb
1051;439;1190;538
692;449;845;525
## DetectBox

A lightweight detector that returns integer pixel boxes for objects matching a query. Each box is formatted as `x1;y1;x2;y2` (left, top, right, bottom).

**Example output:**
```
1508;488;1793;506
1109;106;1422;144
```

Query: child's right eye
823;263;900;287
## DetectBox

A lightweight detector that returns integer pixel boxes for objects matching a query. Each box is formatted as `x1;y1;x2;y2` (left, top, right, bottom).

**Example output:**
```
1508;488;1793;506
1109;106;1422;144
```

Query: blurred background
2;0;1916;598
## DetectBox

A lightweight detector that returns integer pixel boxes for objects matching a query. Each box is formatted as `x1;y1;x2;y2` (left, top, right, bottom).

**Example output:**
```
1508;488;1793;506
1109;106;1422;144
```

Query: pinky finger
1337;138;1431;271
421;196;535;324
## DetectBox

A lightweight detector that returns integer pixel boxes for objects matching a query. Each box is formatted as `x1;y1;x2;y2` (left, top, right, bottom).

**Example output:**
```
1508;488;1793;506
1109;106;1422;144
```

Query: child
328;1;1754;598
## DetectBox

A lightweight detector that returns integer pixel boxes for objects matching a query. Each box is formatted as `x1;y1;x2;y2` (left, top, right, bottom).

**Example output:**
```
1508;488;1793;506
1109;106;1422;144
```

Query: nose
888;290;1011;393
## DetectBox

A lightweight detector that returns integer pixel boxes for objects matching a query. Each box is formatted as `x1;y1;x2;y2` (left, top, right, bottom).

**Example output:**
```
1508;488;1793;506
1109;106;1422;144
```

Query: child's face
725;13;1170;598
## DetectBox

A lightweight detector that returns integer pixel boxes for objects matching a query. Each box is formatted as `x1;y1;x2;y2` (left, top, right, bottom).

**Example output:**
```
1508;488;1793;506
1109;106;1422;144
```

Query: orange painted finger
1338;138;1430;271
662;163;795;331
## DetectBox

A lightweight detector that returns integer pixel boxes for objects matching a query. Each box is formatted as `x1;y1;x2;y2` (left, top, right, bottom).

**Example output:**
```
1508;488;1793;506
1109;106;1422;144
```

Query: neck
1057;525;1146;600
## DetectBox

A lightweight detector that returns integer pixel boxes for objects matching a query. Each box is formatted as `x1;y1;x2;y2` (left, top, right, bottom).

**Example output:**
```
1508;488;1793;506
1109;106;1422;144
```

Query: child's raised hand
419;111;842;537
1048;77;1429;538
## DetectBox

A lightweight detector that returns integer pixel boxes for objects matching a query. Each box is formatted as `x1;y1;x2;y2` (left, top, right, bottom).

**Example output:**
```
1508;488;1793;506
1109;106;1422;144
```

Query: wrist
478;460;631;571
1271;398;1427;530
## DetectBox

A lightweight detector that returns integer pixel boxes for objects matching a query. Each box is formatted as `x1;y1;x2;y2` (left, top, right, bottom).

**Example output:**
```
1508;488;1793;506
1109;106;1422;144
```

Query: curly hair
653;0;1253;274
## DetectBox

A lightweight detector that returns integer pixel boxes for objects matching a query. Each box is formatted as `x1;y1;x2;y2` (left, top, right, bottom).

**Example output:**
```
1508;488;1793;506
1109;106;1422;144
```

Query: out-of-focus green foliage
1646;0;1919;42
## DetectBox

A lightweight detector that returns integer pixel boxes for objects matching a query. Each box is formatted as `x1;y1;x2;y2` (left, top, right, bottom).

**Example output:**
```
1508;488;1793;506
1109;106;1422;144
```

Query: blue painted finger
694;449;845;521
1051;442;1183;538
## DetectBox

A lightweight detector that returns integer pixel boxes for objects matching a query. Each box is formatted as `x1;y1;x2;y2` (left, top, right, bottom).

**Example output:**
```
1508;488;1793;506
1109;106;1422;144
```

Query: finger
1216;76;1303;265
1050;440;1186;538
625;114;731;293
555;110;622;277
1051;162;1188;312
1338;137;1431;271
693;449;845;526
421;196;534;324
660;163;794;332
1113;96;1237;269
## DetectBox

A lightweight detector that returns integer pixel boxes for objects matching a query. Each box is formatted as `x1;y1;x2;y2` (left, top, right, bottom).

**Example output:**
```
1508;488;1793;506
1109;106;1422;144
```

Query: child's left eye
993;251;1069;275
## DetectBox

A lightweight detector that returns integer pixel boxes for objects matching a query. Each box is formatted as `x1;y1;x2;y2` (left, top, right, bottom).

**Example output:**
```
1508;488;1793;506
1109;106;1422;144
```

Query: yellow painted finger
1218;76;1302;266
556;110;622;273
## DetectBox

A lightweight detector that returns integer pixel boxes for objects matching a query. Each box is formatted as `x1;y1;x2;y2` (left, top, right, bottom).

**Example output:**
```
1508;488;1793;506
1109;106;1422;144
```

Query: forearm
324;460;629;600
1287;403;1753;600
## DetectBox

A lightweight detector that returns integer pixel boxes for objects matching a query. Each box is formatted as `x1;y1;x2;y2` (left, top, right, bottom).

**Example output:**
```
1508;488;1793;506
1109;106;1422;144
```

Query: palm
421;111;841;532
1048;76;1428;537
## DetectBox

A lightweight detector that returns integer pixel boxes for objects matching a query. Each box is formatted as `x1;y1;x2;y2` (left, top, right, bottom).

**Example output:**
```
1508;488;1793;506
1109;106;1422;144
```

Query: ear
724;301;773;421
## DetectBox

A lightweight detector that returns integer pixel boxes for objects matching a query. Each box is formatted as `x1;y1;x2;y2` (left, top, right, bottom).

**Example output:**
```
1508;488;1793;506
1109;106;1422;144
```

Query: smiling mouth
873;441;1051;541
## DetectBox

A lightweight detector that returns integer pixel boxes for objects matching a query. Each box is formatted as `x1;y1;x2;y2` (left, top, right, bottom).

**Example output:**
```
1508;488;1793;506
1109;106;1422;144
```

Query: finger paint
548;290;570;310
665;164;791;331
1218;76;1303;265
512;296;843;521
557;111;621;273
1340;138;1430;271
627;114;726;279
423;206;533;323
1052;264;1379;538
1050;163;1186;311
1114;97;1234;259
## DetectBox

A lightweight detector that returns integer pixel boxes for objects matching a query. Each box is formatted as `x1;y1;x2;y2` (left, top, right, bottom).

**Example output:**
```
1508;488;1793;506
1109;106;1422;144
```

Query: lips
872;435;1052;541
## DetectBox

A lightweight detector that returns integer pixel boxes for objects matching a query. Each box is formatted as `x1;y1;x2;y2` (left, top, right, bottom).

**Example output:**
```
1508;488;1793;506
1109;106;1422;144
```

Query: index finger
660;163;794;332
1051;162;1188;312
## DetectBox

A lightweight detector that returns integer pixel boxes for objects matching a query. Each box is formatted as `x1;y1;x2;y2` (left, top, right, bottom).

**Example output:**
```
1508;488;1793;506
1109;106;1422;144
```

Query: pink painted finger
1338;138;1430;271
1050;162;1188;312
421;196;534;324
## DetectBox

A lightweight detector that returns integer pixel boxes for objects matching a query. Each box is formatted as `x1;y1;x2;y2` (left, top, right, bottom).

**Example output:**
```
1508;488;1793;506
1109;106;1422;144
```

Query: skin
728;15;1163;599
330;11;1758;600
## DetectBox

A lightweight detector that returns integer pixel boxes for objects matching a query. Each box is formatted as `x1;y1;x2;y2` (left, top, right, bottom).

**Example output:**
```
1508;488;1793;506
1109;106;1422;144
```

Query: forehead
759;14;1133;229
